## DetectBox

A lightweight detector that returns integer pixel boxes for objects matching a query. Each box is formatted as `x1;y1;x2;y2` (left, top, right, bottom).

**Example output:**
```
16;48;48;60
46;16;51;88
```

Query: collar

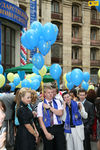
20;101;28;107
81;99;86;104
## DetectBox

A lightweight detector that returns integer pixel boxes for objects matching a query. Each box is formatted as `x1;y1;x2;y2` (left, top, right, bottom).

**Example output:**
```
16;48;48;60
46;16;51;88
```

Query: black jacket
82;100;94;130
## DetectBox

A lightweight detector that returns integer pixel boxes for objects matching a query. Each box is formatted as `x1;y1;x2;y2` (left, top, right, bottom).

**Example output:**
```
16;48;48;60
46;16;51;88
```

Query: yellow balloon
7;73;14;82
30;73;36;78
25;74;31;79
88;85;94;90
39;66;47;77
0;74;5;88
14;73;19;78
98;69;100;78
16;81;22;88
63;73;67;82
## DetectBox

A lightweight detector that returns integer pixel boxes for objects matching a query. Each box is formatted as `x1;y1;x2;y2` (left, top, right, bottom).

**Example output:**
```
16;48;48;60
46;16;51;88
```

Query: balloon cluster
63;68;90;90
7;65;47;91
21;21;58;70
0;65;5;88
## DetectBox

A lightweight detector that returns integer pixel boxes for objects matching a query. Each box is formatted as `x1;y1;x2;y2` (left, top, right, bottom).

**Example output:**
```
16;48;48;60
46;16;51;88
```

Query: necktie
48;101;53;126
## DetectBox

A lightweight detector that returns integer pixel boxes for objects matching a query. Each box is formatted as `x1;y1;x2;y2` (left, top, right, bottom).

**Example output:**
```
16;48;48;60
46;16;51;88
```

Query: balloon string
41;80;44;101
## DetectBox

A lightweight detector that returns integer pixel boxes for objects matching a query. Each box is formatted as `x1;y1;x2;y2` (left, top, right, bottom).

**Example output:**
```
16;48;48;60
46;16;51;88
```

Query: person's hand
35;131;39;143
43;103;50;109
0;132;6;149
32;111;37;117
78;102;82;110
45;132;54;140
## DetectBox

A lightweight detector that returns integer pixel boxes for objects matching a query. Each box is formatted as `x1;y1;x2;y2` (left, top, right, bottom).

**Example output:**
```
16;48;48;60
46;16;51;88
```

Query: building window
51;1;59;13
91;8;97;19
51;44;62;64
1;25;15;70
90;48;96;60
72;5;79;17
91;28;97;40
72;47;79;59
72;26;79;38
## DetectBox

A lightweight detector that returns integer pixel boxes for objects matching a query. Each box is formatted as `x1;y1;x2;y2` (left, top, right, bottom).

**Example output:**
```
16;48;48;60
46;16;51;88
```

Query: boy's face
45;89;53;101
79;92;86;102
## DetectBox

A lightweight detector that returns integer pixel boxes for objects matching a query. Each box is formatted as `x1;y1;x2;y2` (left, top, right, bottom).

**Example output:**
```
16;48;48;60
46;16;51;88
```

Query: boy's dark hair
70;88;77;97
4;84;11;92
78;88;87;94
62;91;68;98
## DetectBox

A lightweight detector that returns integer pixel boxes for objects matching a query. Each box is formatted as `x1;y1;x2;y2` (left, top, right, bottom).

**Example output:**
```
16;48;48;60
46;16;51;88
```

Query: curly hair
87;89;97;104
31;90;37;104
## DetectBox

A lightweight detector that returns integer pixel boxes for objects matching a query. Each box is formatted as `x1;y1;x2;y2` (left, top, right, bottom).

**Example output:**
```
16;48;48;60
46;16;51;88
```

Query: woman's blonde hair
16;88;31;113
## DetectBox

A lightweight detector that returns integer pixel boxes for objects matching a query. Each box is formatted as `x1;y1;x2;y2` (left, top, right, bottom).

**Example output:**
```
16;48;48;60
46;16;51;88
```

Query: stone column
41;0;52;66
15;29;20;66
82;2;90;73
63;1;72;75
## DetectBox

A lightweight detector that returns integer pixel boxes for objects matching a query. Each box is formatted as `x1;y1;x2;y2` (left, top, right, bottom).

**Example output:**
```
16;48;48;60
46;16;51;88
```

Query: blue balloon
38;40;51;56
50;64;62;80
21;79;31;88
71;69;83;86
66;72;71;83
13;77;20;86
43;23;55;41
53;24;58;37
30;21;43;36
67;82;74;90
21;32;31;50
50;37;56;45
31;75;41;83
30;79;40;90
32;66;39;74
35;75;42;83
0;65;3;74
82;81;89;90
32;53;44;70
83;72;90;82
95;0;100;12
25;29;39;50
9;83;16;91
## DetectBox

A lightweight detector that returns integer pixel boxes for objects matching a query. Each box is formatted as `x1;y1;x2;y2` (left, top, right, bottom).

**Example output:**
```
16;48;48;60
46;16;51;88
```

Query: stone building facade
2;0;100;83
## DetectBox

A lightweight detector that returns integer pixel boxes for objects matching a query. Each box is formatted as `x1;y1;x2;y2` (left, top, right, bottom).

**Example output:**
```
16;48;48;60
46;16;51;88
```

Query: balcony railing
72;16;82;23
51;57;62;64
72;38;82;45
56;35;63;43
90;60;100;66
51;11;63;20
91;40;100;46
72;59;82;66
91;18;100;26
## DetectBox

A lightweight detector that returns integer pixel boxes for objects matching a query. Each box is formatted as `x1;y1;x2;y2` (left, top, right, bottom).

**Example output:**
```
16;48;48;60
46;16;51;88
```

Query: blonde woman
14;88;39;150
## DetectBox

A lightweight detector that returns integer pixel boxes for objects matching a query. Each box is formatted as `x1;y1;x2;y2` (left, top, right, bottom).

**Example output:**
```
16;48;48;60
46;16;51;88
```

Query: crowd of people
0;83;100;150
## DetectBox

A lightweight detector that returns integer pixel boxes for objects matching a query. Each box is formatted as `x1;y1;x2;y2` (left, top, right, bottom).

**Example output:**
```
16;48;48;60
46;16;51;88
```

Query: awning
5;63;54;83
